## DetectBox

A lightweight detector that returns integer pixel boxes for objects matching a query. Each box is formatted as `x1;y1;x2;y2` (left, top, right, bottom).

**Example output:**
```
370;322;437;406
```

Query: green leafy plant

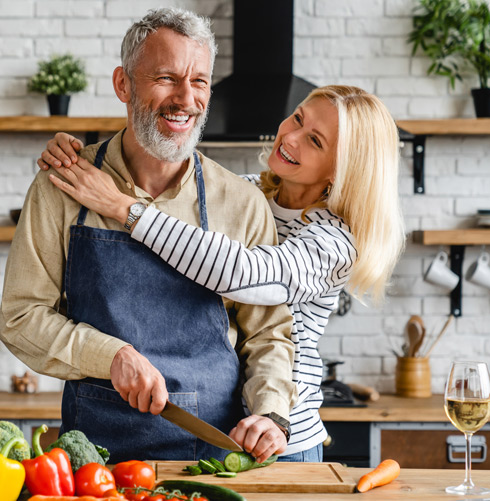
408;0;490;89
28;54;88;95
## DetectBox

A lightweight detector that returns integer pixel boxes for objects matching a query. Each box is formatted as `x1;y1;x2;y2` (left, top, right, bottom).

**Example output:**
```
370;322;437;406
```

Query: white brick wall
0;0;489;395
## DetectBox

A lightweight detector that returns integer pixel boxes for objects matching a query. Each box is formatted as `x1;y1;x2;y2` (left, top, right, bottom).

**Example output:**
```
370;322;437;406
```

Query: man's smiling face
127;27;212;162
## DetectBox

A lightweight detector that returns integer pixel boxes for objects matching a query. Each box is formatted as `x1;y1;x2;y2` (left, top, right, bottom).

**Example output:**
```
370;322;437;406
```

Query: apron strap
76;138;111;226
76;143;208;230
193;151;209;232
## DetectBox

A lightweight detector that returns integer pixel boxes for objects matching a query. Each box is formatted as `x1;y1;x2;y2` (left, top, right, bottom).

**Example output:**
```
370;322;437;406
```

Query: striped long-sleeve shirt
132;174;357;455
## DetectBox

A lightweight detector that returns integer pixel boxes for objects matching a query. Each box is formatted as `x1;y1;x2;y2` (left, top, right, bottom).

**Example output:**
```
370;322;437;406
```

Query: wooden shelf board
413;229;490;245
0;116;127;132
0;226;15;242
397;118;490;135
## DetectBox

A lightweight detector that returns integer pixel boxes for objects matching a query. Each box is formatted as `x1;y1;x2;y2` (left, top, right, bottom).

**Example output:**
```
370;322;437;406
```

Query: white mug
466;251;490;289
424;251;460;291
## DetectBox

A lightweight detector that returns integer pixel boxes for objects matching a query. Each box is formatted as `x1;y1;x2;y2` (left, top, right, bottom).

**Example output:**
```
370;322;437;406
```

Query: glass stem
463;432;475;489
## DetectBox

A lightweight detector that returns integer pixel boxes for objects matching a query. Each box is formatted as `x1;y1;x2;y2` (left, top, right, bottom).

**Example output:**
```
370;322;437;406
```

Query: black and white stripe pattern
132;174;357;455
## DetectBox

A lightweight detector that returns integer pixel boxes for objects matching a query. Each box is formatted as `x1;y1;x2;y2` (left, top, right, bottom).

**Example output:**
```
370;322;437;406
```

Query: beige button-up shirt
0;131;297;419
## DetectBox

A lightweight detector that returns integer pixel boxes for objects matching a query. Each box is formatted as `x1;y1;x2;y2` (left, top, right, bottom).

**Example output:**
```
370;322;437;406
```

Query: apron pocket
72;382;199;462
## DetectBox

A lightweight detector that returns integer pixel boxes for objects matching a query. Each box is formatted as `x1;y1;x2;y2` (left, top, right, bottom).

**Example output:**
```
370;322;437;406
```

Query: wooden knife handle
348;383;380;402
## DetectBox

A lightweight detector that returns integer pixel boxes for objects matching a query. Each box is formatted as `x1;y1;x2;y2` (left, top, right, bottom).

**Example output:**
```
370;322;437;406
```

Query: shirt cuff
131;206;161;243
246;392;291;422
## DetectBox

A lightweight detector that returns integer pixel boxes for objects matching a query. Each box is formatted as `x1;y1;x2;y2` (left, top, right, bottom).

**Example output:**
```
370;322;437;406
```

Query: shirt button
126;182;132;189
149;203;155;208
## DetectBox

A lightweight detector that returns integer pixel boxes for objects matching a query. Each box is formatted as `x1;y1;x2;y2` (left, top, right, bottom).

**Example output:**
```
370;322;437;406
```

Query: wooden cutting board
147;461;356;493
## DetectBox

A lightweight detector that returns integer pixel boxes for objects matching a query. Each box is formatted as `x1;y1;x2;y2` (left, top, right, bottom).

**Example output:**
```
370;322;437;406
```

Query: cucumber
187;465;203;476
199;458;217;474
215;471;237;478
159;480;246;501
223;452;278;473
208;457;226;473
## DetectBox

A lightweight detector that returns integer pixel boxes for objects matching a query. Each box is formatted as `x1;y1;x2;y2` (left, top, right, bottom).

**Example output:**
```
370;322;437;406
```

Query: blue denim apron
61;139;243;462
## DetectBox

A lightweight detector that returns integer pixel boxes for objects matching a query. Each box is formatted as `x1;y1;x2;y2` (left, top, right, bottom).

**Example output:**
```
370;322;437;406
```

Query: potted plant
28;54;88;115
408;0;490;117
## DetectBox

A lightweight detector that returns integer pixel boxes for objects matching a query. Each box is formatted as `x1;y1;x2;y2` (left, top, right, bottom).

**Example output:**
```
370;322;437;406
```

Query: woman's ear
113;66;131;103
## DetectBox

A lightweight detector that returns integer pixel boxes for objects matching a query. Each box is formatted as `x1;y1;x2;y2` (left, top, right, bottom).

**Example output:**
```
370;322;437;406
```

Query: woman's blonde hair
259;85;405;304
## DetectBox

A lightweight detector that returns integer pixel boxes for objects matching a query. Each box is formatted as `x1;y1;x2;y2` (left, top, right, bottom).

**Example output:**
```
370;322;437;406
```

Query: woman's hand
49;156;137;225
38;132;84;170
230;415;288;463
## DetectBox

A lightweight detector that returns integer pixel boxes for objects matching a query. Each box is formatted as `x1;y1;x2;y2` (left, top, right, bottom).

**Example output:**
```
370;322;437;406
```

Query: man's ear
113;66;131;103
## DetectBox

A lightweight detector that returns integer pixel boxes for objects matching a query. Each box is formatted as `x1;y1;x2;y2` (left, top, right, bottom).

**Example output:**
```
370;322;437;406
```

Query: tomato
75;462;117;497
123;488;151;501
104;488;128;499
112;460;155;490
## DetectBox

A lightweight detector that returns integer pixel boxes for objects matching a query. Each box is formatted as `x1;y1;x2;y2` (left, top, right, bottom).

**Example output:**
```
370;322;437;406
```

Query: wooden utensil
424;315;454;358
405;315;425;357
148;461;357;493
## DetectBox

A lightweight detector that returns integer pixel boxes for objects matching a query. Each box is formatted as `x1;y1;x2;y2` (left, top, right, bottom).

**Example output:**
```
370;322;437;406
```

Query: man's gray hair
121;8;217;77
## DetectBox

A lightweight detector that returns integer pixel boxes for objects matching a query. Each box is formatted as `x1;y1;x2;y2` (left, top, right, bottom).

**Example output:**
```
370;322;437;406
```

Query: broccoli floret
45;429;108;472
0;421;30;462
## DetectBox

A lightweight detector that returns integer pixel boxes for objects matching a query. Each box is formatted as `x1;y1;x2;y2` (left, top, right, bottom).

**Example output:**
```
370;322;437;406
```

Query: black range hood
202;0;316;142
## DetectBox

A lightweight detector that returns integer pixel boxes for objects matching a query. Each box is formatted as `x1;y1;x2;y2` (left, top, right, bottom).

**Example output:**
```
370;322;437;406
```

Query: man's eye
158;76;173;81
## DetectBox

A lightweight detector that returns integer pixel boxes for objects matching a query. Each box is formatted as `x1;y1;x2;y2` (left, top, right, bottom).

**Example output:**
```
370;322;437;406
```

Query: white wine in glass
444;361;490;495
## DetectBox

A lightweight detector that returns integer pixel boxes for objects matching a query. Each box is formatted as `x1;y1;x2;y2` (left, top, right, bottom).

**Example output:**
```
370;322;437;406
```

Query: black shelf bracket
449;245;465;317
398;128;427;194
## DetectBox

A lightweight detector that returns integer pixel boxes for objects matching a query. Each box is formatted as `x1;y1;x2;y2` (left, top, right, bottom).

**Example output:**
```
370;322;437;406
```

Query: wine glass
444;361;490;495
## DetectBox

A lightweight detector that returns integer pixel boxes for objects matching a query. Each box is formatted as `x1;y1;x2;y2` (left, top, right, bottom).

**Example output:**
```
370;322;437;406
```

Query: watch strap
262;412;291;442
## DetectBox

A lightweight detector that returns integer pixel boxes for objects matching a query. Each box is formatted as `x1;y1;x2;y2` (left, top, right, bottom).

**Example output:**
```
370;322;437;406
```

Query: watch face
131;203;146;217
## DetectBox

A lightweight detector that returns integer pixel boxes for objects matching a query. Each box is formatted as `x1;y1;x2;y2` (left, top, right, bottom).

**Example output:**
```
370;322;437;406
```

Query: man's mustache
157;105;202;117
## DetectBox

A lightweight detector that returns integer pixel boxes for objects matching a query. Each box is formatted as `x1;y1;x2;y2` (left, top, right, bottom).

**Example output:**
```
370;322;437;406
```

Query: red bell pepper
22;424;75;496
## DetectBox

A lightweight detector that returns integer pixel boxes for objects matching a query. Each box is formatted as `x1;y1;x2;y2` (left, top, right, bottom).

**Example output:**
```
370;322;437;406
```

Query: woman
38;85;405;461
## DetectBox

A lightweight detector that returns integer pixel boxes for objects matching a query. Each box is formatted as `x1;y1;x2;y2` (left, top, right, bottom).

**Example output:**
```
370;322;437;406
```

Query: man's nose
171;80;195;108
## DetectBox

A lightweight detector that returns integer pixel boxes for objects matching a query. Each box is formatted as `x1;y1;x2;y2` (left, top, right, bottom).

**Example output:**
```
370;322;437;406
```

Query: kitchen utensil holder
395;356;432;398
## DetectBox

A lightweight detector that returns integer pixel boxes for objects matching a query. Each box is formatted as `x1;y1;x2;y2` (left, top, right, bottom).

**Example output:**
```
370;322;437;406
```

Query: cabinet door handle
447;434;487;463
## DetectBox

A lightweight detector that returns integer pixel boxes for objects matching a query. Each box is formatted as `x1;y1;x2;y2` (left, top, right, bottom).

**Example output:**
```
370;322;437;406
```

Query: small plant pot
47;94;71;116
471;88;490;118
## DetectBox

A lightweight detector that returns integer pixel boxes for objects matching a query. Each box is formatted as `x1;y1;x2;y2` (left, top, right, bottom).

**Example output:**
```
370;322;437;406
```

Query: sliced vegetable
198;459;216;474
1;436;29;501
356;459;401;493
28;497;126;501
159;480;246;501
215;472;237;478
186;465;202;476
23;425;75;496
112;460;155;489
223;451;278;473
75;462;116;497
208;457;226;473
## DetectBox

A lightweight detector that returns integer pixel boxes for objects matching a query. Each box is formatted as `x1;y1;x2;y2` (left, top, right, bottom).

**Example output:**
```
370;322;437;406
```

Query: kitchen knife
160;401;243;452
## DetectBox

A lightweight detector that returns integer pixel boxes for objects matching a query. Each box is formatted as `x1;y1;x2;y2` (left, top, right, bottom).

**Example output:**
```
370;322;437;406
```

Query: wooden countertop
0;392;448;422
0;391;62;419
241;468;490;500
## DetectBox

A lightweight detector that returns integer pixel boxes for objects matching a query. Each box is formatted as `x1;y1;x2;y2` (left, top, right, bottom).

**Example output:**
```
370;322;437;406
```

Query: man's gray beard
131;95;208;163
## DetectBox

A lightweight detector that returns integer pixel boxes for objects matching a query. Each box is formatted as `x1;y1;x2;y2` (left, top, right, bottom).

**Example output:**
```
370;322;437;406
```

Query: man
0;8;296;463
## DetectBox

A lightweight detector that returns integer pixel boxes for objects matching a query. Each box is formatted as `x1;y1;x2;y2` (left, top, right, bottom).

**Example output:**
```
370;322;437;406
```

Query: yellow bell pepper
0;436;29;501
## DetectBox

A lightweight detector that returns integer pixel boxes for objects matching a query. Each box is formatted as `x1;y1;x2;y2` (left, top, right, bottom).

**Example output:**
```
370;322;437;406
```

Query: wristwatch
124;202;146;231
261;412;291;442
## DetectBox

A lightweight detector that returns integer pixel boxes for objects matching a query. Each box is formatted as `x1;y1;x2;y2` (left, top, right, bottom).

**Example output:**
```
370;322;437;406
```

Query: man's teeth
162;113;190;123
279;144;299;164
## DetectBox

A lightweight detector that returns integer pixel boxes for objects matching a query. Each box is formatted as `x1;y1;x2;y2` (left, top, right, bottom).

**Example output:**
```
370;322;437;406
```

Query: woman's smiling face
268;97;339;202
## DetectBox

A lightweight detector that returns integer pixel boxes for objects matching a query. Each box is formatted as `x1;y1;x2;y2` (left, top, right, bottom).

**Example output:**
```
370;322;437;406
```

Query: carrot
356;459;400;493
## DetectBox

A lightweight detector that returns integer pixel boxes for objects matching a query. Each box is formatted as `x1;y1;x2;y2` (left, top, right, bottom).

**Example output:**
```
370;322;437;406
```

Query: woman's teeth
279;144;299;164
162;113;190;123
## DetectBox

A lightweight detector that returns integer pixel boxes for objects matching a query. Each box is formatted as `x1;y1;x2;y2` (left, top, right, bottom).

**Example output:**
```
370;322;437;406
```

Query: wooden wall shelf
413;229;490;246
397;118;490;136
0;226;16;242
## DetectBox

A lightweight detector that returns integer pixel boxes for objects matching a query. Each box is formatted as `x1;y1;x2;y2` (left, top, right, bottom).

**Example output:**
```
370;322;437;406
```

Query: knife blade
160;401;243;452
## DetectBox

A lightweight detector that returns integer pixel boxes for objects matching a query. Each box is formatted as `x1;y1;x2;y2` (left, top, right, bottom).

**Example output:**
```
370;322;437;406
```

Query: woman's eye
311;136;322;148
294;113;302;125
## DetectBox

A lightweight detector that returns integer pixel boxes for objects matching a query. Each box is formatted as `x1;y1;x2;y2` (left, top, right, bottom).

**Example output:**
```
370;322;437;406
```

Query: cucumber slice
215;471;237;478
198;458;217;474
208;457;226;473
187;465;202;476
223;452;278;472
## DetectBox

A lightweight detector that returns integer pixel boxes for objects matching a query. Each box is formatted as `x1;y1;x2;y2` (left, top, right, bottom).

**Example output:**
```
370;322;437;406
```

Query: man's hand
38;132;84;170
229;415;288;463
110;345;168;415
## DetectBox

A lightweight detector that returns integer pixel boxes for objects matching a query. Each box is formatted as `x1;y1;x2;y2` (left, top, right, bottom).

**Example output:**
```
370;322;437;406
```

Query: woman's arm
46;149;357;307
133;206;356;305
